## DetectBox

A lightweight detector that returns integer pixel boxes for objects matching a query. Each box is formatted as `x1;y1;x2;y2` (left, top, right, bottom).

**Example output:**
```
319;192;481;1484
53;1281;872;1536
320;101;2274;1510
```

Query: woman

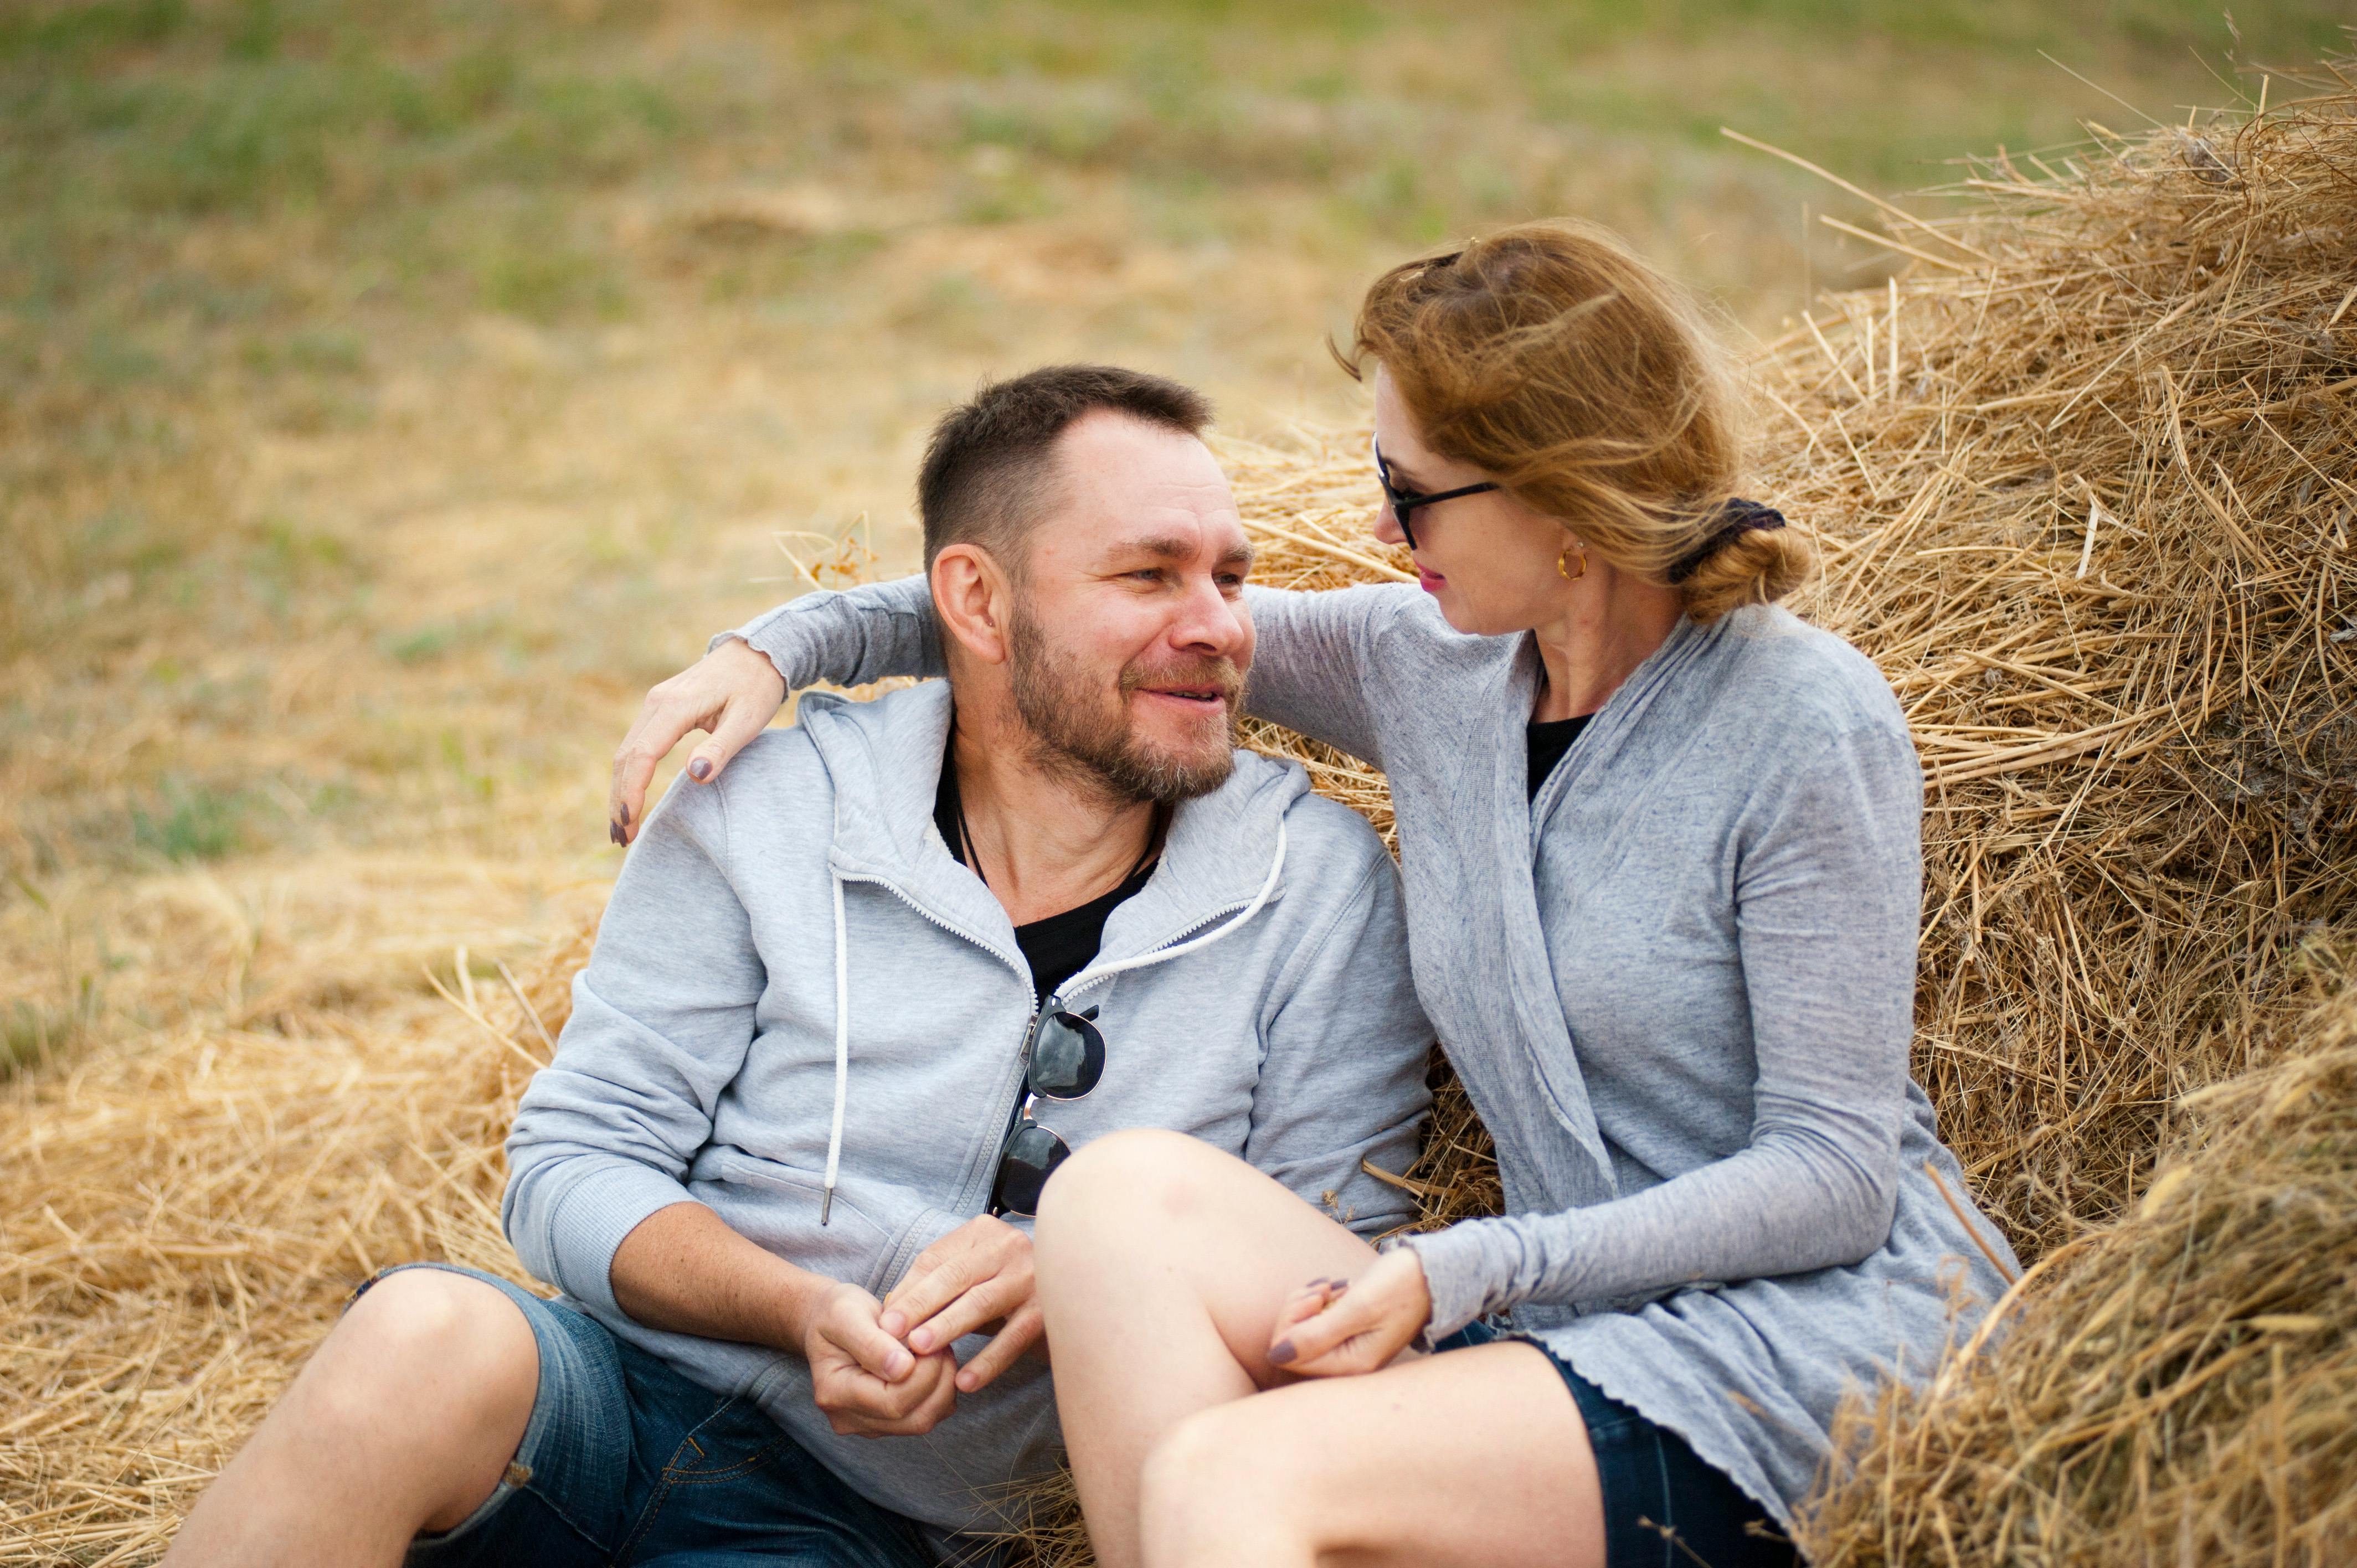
611;221;2017;1567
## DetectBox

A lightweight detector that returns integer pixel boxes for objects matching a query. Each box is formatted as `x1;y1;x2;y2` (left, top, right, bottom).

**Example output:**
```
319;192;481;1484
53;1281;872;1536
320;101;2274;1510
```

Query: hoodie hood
800;680;1302;972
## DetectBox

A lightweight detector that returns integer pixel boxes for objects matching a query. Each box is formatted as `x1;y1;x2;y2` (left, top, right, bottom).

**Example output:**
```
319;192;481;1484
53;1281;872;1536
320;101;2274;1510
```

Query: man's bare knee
162;1272;541;1564
312;1270;539;1435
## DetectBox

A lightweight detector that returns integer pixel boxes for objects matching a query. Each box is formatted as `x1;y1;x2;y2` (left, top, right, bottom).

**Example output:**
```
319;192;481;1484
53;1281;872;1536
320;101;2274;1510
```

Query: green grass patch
130;778;249;862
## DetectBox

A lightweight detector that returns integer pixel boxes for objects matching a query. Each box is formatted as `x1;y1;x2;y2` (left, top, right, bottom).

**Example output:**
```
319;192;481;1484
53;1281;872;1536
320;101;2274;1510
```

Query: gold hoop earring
1558;541;1587;581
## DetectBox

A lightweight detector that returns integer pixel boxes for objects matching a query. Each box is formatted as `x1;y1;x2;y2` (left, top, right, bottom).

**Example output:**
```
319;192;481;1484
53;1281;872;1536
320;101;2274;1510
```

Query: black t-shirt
1527;712;1593;801
999;871;1154;1006
934;752;1157;1004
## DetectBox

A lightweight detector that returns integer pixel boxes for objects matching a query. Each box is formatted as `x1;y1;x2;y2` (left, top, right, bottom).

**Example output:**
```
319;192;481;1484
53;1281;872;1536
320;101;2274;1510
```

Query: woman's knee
1038;1127;1230;1243
312;1270;539;1431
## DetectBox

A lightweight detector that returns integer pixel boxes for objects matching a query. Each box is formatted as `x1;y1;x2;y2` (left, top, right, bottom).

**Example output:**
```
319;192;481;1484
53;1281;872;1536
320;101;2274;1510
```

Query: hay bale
1750;67;2357;1259
1797;945;2357;1566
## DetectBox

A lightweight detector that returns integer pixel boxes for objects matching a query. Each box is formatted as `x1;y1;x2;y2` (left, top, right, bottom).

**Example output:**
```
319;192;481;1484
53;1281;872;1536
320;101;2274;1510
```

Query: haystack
4;58;2355;1568
1797;945;2357;1565
0;932;582;1564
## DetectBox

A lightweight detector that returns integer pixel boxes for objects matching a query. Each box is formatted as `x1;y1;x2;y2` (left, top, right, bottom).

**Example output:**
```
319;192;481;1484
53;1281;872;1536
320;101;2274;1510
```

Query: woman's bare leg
1140;1340;1600;1568
1033;1129;1602;1568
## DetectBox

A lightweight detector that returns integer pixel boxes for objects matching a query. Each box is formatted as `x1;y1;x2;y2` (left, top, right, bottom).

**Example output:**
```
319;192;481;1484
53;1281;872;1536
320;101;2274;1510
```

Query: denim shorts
357;1264;939;1568
1435;1322;1799;1568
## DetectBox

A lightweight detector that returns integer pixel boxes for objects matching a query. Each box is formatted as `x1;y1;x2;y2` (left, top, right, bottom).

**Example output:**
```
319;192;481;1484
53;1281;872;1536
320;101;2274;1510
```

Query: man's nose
1167;573;1249;657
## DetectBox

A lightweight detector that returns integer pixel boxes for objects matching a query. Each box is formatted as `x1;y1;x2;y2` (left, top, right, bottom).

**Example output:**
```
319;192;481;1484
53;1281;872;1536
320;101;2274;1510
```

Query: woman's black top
1527;713;1594;801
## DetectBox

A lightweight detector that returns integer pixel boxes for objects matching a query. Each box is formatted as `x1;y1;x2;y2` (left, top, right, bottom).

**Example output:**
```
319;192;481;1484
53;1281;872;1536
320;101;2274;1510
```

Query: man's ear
929;543;1016;666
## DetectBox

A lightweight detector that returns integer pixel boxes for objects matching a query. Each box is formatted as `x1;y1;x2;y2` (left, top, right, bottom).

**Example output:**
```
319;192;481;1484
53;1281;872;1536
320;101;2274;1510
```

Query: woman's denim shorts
1435;1321;1799;1568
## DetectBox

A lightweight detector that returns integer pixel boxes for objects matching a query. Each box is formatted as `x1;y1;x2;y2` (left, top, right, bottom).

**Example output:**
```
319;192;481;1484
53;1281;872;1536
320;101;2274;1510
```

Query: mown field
4;0;2348;1080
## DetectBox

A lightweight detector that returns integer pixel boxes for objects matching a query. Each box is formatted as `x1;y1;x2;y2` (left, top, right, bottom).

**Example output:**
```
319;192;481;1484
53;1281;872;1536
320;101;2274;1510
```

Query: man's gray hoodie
502;678;1432;1537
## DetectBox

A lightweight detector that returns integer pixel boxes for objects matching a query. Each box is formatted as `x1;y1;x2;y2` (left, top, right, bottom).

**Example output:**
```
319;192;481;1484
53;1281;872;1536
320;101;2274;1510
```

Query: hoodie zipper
1055;895;1263;1007
835;870;1042;1214
842;871;1271;1217
991;893;1268;1204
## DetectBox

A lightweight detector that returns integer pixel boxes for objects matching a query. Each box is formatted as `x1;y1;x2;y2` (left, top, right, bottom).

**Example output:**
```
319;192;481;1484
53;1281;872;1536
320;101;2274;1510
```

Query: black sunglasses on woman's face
1372;437;1499;552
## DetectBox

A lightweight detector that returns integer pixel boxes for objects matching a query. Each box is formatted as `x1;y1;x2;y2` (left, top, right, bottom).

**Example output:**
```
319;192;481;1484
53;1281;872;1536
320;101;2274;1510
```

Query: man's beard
1007;604;1244;806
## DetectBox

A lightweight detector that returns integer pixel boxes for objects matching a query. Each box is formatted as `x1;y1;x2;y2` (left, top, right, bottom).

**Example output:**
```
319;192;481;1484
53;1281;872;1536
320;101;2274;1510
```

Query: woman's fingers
1268;1292;1366;1368
686;689;776;790
1271;1277;1342;1337
1264;1249;1432;1376
1269;1282;1407;1378
609;697;694;846
606;639;786;845
954;1304;1044;1393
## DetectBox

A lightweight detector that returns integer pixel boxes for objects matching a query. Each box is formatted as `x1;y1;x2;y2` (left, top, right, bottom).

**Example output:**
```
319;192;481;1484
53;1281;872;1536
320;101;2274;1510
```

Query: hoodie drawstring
821;869;851;1226
818;816;1288;1225
1077;817;1286;983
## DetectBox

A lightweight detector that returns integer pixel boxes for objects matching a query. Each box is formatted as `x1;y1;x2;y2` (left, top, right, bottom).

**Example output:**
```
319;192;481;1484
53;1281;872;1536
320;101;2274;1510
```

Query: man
163;365;1430;1566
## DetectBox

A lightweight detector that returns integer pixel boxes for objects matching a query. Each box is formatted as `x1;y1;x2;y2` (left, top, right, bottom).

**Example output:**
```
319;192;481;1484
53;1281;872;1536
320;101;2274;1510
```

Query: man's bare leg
1034;1129;1603;1568
163;1269;539;1568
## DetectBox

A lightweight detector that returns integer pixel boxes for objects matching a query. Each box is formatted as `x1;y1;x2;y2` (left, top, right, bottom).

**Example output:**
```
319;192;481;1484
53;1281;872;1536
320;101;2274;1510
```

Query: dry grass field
5;1;2355;1558
7;0;2349;1073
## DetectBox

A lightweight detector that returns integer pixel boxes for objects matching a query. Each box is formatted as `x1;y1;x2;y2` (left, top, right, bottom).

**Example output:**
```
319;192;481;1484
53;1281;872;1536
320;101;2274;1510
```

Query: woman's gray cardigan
728;577;2020;1528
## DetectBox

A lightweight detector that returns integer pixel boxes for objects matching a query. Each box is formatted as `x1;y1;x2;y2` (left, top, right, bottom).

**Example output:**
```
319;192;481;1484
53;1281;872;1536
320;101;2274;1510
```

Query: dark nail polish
1330;1281;1349;1294
619;801;632;826
1268;1340;1296;1365
689;757;713;782
610;823;625;845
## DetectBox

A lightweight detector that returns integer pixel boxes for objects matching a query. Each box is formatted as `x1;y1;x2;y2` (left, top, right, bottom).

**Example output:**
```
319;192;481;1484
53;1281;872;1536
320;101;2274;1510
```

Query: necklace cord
951;764;1165;898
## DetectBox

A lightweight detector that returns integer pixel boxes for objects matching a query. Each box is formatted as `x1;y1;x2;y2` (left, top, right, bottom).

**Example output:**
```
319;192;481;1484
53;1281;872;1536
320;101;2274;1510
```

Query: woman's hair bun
1679;525;1816;623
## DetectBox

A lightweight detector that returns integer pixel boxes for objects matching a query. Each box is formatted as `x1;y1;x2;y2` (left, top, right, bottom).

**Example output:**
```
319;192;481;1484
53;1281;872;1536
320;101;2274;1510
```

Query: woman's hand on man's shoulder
609;637;788;846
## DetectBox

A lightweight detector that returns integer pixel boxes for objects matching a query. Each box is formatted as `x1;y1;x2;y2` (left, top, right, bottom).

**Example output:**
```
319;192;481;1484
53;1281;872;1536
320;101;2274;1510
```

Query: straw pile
1744;69;2357;1259
1797;943;2357;1565
6;58;2356;1568
0;927;583;1565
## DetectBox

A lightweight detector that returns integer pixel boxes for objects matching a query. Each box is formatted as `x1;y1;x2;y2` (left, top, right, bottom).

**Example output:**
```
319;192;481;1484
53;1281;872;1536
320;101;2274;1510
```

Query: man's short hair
918;364;1214;574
